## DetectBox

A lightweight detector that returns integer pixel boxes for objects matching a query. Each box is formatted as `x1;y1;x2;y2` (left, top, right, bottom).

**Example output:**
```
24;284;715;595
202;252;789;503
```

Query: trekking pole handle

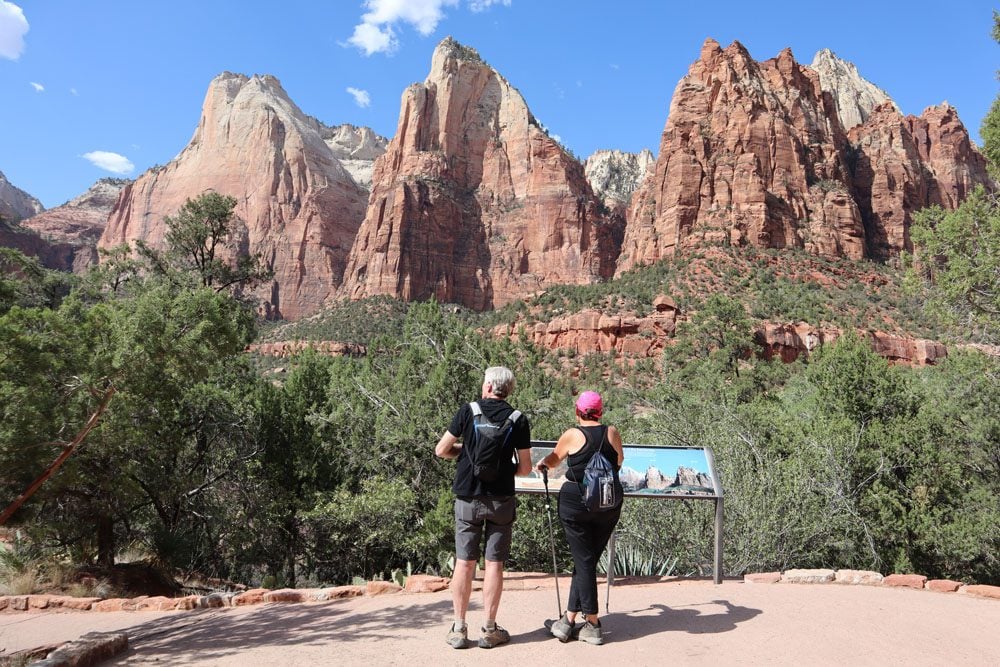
541;465;549;485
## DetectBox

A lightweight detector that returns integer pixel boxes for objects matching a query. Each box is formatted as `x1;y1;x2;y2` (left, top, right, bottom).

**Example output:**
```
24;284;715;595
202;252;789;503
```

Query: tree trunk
97;514;115;567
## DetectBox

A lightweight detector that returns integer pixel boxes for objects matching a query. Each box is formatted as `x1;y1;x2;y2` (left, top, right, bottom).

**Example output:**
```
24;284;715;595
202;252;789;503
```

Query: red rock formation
849;102;990;258
20;178;128;273
846;103;927;258
341;38;616;310
494;299;959;366
620;40;991;272
99;73;368;320
620;39;865;275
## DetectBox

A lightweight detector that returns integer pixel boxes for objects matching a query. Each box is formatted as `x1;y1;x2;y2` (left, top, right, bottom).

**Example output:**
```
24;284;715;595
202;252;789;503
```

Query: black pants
558;483;622;615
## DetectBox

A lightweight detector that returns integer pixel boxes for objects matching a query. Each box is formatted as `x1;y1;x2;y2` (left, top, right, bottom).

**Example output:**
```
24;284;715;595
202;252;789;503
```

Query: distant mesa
20;178;129;273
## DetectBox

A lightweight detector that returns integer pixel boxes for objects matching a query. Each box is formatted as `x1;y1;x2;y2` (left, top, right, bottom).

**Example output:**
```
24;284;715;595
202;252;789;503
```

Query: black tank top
566;425;619;482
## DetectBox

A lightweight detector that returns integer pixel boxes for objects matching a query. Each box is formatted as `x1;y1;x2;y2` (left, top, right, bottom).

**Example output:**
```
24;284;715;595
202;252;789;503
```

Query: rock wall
20;179;128;273
340;38;618;310
0;170;44;223
620;39;866;275
99;73;369;320
619;39;991;274
848;102;991;258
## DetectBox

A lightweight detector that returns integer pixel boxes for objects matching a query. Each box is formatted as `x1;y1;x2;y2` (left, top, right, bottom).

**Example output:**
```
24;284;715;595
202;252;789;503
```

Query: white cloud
29;81;42;92
551;134;562;144
469;0;510;11
0;1;28;60
346;87;371;108
82;151;134;175
347;0;509;56
70;87;78;96
348;21;397;55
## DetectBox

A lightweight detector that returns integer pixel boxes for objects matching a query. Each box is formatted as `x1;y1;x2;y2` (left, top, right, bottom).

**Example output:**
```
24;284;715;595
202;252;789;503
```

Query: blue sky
1;1;997;209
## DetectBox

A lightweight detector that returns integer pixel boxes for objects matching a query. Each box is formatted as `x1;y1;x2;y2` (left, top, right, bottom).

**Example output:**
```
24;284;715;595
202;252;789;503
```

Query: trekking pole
541;466;562;619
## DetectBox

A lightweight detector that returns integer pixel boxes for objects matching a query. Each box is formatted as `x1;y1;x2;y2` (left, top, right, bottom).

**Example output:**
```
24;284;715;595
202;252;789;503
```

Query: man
435;366;532;649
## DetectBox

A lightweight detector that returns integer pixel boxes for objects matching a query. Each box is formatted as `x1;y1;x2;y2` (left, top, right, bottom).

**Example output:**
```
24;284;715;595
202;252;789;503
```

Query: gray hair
484;366;515;399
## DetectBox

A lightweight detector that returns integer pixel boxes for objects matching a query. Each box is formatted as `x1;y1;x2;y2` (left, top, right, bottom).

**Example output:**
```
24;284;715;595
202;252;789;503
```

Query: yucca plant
598;536;678;577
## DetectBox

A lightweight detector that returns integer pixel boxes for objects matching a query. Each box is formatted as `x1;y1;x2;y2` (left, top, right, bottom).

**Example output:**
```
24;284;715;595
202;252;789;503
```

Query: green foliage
599;534;678;577
0;248;74;314
136;191;272;295
909;188;1000;342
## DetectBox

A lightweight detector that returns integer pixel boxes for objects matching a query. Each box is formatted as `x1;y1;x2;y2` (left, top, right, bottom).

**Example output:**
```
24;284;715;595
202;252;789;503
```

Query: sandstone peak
434;36;485;65
320;123;389;190
100;70;369;319
620;41;864;273
0;170;45;222
810;48;897;130
341;37;615;310
700;37;722;61
584;149;655;205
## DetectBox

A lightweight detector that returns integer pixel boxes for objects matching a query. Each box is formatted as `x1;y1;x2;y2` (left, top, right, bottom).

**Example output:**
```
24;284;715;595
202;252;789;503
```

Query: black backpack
469;401;522;482
577;427;622;512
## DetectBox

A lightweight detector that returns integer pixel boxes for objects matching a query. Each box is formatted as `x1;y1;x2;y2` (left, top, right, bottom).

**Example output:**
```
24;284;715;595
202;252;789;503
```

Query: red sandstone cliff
620;39;865;275
849;102;991;258
619;40;991;274
99;73;369;320
340;38;617;310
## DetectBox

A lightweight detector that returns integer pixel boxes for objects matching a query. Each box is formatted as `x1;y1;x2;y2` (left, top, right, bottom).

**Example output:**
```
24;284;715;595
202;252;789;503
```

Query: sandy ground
3;578;999;666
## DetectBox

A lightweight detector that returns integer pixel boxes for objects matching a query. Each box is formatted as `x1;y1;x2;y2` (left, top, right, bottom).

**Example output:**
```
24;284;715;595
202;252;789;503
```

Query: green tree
137;191;272;294
907;12;1000;342
909;188;1000;341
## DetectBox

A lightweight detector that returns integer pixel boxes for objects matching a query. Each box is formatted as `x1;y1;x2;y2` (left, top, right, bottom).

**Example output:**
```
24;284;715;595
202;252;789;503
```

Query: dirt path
6;579;997;666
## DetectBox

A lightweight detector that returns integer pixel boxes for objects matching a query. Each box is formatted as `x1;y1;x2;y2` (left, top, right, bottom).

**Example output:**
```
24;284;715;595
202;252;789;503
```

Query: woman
535;390;624;645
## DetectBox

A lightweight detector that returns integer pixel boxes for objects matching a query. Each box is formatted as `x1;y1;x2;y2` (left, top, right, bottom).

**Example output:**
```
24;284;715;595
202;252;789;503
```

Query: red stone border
0;574;449;614
742;569;998;601
2;571;997;616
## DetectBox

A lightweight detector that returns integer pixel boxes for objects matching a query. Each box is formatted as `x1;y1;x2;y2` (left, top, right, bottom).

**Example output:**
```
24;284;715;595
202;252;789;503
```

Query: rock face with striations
21;178;129;272
849;102;991;258
0;170;44;223
340;38;617;310
620;39;866;275
100;73;369;319
620;39;990;273
809;48;897;130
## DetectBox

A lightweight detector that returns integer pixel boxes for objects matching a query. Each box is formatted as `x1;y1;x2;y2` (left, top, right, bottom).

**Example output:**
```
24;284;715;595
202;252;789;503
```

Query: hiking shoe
478;624;510;648
550;613;574;642
579;621;603;645
446;623;469;649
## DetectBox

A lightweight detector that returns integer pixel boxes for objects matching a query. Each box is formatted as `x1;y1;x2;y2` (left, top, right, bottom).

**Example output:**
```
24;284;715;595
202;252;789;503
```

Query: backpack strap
470;401;482;417
507;410;522;425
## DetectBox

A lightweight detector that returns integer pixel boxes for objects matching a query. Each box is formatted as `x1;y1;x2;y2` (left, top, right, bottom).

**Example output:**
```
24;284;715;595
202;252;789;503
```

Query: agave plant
598;534;678;577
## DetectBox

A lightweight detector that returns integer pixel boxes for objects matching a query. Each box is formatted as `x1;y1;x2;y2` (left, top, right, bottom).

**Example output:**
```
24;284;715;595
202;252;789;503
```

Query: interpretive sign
516;443;720;498
515;441;724;586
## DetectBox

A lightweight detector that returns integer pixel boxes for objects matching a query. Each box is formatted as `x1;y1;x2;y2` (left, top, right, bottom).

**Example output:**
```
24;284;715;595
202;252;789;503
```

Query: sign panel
515;441;720;499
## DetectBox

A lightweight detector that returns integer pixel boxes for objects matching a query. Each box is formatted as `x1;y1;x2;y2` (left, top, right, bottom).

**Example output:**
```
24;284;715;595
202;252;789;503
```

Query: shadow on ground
110;599;453;663
601;599;762;642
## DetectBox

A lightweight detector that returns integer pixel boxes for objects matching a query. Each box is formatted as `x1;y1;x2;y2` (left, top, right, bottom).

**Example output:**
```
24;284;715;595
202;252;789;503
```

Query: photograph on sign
516;443;717;497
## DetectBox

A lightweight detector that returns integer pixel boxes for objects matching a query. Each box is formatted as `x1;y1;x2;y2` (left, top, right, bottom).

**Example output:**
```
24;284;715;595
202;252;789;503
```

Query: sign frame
515;441;724;590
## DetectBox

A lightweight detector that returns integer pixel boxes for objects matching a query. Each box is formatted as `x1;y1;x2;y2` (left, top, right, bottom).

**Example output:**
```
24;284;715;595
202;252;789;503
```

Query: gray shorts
454;496;516;562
